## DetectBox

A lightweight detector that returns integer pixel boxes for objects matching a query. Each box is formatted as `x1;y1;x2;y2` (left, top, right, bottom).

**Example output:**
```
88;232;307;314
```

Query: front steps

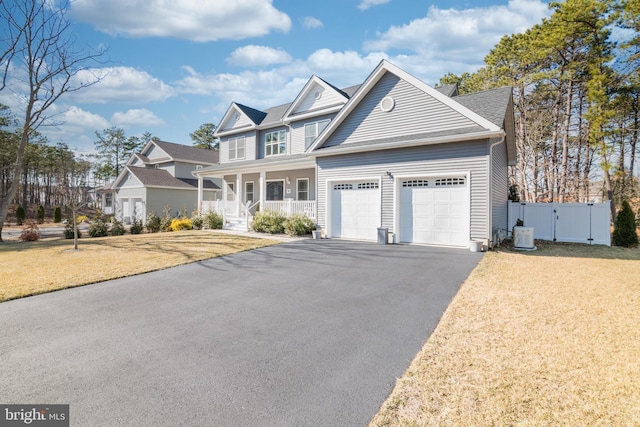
224;215;248;231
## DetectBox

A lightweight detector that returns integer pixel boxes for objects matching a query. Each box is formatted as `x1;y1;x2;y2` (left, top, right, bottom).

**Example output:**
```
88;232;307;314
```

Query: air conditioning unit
513;227;535;250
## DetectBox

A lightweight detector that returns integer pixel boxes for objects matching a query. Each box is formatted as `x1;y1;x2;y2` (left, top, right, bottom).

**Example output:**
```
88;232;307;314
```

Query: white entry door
330;181;380;240
399;176;469;247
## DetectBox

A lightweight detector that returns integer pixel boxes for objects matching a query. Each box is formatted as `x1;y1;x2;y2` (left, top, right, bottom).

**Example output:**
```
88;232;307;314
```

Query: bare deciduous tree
0;0;106;242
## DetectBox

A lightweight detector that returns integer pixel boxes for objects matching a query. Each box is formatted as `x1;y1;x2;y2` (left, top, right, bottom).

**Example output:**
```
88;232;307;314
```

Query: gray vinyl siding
289;113;334;155
219;131;256;163
144;144;168;162
491;137;509;235
291;83;345;114
119;172;142;188
146;187;200;218
316;140;491;239
174;161;201;179
323;72;477;148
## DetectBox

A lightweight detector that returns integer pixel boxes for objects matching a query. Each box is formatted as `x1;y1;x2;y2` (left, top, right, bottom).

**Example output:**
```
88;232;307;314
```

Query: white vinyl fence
508;202;611;246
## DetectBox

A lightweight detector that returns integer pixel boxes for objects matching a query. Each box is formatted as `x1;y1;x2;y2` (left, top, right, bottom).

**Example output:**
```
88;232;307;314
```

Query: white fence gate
508;202;611;246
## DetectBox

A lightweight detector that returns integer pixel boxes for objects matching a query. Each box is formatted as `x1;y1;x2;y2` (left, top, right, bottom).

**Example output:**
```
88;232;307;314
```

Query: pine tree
612;200;638;247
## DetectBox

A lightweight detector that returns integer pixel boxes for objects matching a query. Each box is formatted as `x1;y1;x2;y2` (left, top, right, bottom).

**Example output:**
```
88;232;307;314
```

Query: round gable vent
380;96;395;112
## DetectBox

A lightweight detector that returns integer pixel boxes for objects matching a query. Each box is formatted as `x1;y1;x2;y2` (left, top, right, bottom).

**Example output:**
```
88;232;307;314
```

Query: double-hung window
228;136;245;161
265;130;286;156
304;119;330;149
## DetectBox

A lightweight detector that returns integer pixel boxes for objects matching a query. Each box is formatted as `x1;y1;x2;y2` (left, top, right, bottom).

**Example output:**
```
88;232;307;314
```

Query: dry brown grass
0;231;280;302
370;242;640;426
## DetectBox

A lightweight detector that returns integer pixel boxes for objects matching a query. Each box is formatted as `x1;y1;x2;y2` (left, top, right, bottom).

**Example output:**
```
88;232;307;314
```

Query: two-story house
194;60;516;248
108;140;221;223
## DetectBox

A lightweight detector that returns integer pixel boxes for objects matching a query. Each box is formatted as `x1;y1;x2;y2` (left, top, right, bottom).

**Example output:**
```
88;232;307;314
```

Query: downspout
487;132;506;248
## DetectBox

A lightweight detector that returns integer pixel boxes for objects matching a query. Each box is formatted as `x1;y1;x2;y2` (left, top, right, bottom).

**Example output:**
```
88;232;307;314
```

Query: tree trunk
0;125;31;243
559;79;574;203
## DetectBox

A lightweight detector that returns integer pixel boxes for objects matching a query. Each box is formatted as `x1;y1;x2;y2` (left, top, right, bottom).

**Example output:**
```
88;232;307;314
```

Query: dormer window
265;130;286;156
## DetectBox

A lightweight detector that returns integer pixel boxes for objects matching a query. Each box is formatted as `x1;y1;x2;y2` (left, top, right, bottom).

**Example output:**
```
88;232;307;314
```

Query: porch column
236;173;242;216
259;171;266;211
197;176;203;212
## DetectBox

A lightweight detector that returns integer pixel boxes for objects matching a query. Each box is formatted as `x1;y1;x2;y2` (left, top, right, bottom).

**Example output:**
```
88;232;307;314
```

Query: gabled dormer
217;103;267;136
282;75;349;124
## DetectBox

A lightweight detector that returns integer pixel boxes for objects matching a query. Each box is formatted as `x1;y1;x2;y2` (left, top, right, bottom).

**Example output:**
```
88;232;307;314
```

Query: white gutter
487;132;506;246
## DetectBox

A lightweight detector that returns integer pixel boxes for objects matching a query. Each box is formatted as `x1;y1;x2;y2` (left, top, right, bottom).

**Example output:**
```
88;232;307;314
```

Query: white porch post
236;173;242;216
259;171;266;210
197;176;203;212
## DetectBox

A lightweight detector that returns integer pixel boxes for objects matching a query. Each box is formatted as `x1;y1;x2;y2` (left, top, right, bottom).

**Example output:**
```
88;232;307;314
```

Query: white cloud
111;109;164;128
358;0;391;11
70;67;175;104
226;45;292;67
363;0;550;75
302;17;323;29
71;0;291;42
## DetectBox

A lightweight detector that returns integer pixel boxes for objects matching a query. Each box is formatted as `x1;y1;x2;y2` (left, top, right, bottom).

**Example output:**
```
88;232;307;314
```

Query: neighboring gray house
194;60;515;248
110;140;221;223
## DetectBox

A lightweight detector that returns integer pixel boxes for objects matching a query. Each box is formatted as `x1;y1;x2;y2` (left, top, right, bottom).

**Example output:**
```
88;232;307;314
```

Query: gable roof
137;140;219;165
215;82;361;137
282;75;350;122
307;60;503;153
151;140;219;164
114;166;219;190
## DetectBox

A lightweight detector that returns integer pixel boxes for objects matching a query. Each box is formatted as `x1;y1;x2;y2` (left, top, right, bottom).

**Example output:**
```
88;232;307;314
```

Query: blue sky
1;0;550;154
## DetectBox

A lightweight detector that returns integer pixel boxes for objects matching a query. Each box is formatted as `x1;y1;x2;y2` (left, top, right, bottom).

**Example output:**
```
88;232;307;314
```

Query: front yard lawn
0;231;280;302
370;242;640;426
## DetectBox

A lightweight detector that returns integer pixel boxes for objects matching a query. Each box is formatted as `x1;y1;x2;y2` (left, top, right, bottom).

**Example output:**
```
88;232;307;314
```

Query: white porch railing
264;200;316;218
201;199;316;219
200;200;239;216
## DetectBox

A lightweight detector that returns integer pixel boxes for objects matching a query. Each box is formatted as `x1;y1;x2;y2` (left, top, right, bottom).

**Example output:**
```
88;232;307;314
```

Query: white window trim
226;182;235;201
304;119;330;149
245;181;254;204
265;130;287;157
228;136;246;161
297;178;309;201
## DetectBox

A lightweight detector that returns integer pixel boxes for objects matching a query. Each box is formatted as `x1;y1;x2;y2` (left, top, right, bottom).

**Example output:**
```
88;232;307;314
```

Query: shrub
64;222;81;239
612;200;638;247
251;210;286;234
76;215;89;224
16;205;25;226
283;214;316;237
110;219;126;236
88;219;109;237
53;206;62;223
160;205;173;232
130;220;144;235
169;218;193;231
36;205;45;223
146;212;162;233
191;212;204;230
204;210;223;230
20;221;40;242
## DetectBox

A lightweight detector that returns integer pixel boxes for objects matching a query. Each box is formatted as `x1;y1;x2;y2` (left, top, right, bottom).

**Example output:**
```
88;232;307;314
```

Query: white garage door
331;181;380;240
399;176;469;247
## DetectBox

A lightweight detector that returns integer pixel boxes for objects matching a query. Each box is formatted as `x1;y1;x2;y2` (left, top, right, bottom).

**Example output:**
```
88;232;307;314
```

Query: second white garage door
399;176;469;247
331;181;380;240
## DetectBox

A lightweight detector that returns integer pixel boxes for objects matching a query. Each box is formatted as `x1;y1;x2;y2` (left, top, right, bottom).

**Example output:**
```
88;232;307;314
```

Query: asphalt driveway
0;239;482;426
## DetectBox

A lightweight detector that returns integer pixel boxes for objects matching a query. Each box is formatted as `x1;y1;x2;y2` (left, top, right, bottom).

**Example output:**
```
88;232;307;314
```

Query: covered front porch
195;158;317;229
